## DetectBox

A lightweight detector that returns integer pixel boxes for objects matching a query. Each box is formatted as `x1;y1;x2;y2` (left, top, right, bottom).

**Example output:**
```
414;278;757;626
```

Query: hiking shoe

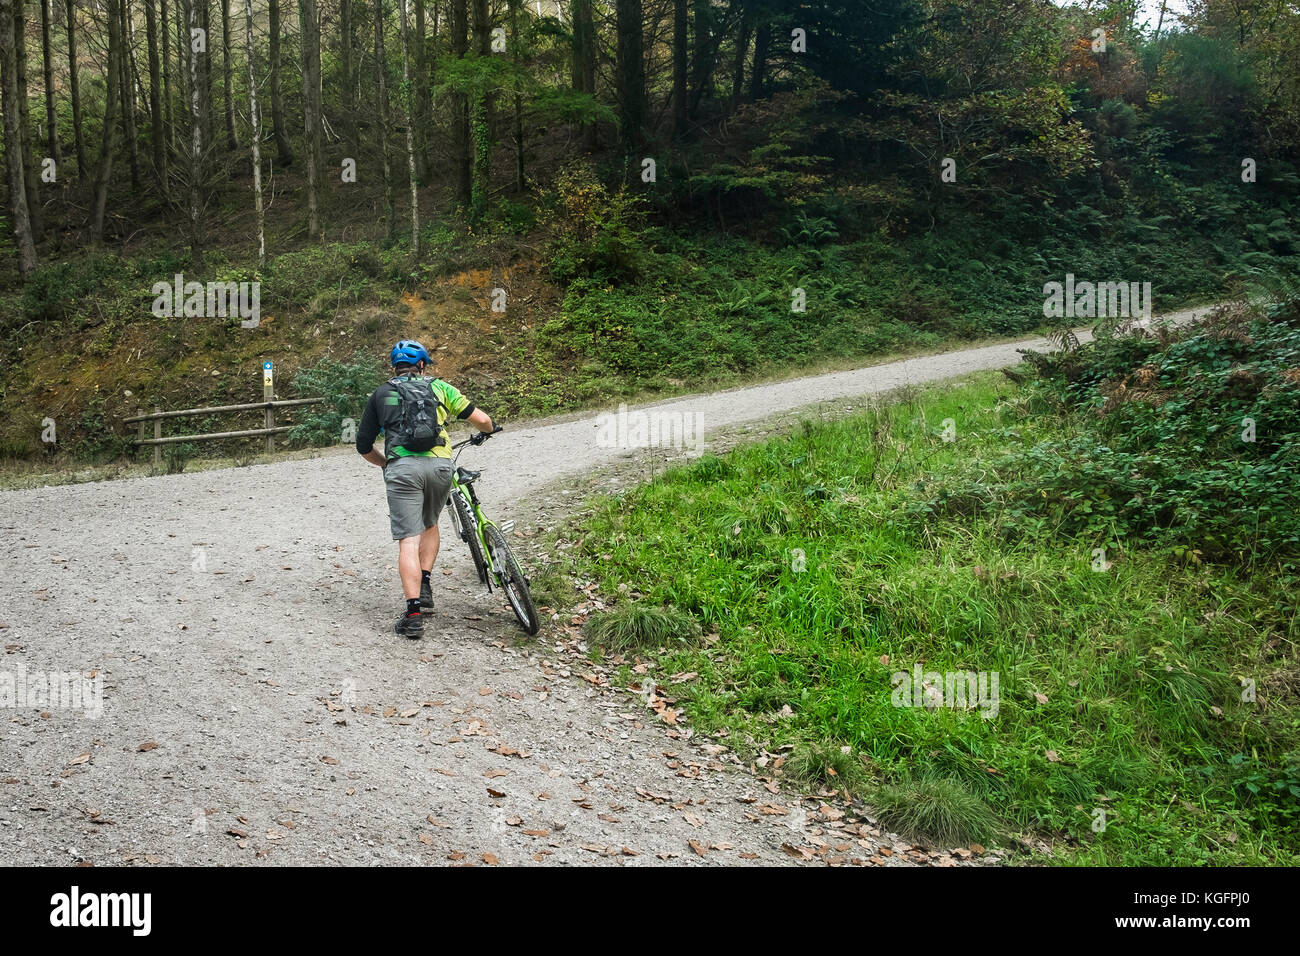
394;611;424;640
420;578;434;612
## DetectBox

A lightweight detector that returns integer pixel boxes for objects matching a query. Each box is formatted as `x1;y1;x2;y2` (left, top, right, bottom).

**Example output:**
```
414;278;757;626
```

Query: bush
289;352;384;447
545;164;645;285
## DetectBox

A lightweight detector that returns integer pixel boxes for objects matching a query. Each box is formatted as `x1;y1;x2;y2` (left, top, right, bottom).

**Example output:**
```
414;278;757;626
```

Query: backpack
386;377;447;453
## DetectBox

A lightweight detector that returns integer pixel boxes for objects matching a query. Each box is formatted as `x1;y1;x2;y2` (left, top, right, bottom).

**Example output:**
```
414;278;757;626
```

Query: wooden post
136;408;145;458
153;406;162;467
263;361;274;454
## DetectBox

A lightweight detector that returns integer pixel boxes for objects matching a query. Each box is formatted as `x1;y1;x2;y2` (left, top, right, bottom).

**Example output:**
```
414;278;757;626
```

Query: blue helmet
390;339;431;368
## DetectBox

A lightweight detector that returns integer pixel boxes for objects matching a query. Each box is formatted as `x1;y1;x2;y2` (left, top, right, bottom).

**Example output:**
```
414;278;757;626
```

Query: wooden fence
124;397;326;465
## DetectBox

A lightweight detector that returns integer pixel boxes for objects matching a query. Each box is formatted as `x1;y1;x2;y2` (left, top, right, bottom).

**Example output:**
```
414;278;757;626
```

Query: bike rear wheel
450;490;488;584
484;524;540;636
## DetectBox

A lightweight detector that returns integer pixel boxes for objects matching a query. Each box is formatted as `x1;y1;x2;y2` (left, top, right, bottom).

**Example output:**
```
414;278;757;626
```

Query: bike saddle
456;467;481;483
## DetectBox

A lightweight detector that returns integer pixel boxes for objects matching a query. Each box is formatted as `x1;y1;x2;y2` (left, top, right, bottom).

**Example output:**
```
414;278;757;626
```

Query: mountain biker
356;340;496;639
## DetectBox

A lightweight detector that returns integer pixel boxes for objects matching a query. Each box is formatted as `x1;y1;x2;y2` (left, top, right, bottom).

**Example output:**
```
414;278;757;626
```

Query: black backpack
387;377;447;453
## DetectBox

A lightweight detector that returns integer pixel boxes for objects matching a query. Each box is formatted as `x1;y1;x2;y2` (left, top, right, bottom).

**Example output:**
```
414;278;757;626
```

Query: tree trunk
340;0;354;153
0;0;37;273
571;0;594;150
90;0;121;239
160;0;171;153
508;0;521;192
731;11;750;107
181;0;205;269
267;0;293;164
450;0;468;206
144;0;166;186
14;0;42;238
374;0;393;237
689;0;709;117
244;0;263;265
749;19;767;100
299;0;321;236
219;0;235;149
198;0;213;145
118;0;140;188
671;0;686;139
468;0;488;221
614;0;646;158
40;0;61;169
65;0;85;177
399;0;418;253
412;0;427;181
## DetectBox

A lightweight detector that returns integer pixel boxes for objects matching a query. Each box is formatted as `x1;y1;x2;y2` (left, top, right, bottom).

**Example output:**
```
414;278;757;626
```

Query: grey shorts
384;455;454;540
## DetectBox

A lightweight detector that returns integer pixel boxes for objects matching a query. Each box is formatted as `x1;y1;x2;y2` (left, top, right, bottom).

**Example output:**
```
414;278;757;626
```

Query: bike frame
447;437;506;591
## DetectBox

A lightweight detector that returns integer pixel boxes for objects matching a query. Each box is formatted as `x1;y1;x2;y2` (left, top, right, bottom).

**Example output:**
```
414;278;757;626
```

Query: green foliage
917;302;1300;563
544;164;645;285
288;352;384;447
563;369;1300;862
583;603;703;654
872;776;1001;846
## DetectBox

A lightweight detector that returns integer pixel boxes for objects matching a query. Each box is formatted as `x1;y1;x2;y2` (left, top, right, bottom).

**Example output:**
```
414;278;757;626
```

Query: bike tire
450;490;489;585
484;523;540;636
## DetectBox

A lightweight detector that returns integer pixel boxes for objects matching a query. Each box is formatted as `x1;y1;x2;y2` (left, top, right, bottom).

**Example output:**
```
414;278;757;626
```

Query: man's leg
385;457;426;638
419;524;440;573
397;535;422;599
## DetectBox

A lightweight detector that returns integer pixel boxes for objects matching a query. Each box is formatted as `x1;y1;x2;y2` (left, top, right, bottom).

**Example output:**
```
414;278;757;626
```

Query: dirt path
0;307;1212;866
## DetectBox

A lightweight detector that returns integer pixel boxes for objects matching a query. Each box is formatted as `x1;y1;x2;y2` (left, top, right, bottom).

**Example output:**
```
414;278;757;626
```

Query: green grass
558;371;1300;864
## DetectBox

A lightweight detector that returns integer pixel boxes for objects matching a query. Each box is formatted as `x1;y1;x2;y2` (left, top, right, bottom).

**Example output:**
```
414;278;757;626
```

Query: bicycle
445;425;541;636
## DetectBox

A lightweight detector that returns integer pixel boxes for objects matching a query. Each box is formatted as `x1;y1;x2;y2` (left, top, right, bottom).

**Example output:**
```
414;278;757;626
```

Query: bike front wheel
484;524;540;636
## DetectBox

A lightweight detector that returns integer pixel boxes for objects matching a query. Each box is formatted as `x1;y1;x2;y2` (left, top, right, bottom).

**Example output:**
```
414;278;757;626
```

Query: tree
299;0;322;237
144;0;167;187
450;0;469;205
64;0;86;177
268;0;294;164
160;0;172;153
469;0;490;221
672;0;687;137
39;0;60;170
412;0;428;181
340;0;356;152
219;0;236;149
615;0;647;156
118;0;141;189
571;0;596;149
399;0;418;252
14;0;42;238
244;0;263;264
0;0;37;273
180;0;206;268
374;0;394;237
90;0;122;239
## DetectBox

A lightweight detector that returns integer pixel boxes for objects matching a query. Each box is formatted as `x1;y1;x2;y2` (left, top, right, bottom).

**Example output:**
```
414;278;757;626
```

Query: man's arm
466;407;494;433
355;391;387;468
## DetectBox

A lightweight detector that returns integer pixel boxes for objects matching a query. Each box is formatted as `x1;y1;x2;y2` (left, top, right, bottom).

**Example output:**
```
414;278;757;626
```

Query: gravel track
0;306;1212;866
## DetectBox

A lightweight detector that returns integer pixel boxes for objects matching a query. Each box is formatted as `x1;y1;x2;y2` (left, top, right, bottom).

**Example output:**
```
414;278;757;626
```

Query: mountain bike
445;426;540;636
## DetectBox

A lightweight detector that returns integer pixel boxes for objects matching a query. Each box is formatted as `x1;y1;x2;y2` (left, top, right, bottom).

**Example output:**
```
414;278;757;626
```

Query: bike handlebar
454;424;504;450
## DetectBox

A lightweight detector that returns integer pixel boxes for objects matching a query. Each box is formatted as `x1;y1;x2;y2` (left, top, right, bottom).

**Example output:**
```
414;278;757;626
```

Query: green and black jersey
356;376;475;461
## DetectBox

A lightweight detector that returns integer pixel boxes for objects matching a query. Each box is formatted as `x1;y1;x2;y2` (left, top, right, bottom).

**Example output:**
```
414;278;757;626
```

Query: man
356;340;495;638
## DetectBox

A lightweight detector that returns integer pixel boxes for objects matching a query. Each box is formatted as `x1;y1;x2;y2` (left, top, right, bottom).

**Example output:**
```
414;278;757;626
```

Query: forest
0;0;1297;463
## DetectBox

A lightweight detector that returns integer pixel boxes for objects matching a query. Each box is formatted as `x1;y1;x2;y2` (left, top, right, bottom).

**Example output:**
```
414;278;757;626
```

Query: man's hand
361;447;387;468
